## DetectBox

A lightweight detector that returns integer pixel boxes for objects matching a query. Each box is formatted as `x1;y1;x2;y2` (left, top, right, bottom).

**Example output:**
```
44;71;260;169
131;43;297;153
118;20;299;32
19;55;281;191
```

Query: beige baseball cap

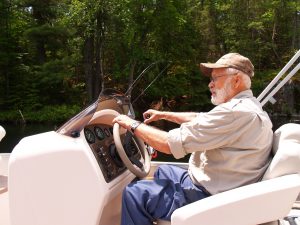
200;53;254;77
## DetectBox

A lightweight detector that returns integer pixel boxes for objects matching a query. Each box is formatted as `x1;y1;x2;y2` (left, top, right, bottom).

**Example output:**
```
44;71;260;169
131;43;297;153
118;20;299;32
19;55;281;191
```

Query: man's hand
112;115;136;131
143;109;163;124
114;113;171;155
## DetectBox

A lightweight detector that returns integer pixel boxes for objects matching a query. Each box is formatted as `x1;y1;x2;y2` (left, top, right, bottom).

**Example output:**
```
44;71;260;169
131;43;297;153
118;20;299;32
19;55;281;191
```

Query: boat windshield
56;89;134;137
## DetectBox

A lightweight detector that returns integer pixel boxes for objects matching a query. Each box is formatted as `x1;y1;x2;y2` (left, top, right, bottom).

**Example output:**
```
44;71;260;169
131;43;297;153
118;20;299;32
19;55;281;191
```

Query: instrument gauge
84;129;95;144
103;128;110;137
95;127;105;140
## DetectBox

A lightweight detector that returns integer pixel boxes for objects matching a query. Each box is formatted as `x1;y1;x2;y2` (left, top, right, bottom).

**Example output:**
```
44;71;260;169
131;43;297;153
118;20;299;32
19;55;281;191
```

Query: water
0;123;56;153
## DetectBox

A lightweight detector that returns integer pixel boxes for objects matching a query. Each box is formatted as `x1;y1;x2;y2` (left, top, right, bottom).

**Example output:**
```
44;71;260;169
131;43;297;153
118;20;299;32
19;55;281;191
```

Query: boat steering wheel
113;123;150;178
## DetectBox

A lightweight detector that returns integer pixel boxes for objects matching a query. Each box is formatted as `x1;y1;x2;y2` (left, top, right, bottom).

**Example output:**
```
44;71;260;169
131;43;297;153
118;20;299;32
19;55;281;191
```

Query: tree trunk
292;10;299;49
95;38;101;99
127;59;137;98
36;40;46;64
83;36;95;102
271;13;282;66
95;10;105;99
1;0;11;101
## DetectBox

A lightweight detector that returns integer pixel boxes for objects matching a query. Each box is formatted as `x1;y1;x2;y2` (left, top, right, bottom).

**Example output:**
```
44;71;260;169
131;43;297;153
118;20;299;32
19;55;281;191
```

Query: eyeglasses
210;74;228;83
210;73;238;83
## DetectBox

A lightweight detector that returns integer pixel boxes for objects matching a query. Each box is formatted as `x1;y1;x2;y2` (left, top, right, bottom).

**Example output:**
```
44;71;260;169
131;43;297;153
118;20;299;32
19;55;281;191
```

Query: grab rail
258;49;300;106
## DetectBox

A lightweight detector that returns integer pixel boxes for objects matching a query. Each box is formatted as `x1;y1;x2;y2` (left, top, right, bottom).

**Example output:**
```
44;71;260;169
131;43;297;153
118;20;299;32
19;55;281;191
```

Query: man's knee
123;180;151;205
154;164;170;179
123;182;139;199
122;185;133;204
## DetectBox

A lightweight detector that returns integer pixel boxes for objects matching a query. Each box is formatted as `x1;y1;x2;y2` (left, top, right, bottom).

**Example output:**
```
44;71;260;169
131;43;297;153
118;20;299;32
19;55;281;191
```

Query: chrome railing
258;49;300;106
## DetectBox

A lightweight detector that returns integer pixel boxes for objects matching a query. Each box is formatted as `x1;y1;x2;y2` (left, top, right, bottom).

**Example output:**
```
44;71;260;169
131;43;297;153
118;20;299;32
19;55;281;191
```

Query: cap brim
199;63;229;76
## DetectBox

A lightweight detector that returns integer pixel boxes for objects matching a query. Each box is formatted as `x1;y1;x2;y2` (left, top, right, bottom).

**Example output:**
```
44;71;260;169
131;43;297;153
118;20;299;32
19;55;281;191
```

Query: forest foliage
0;0;300;123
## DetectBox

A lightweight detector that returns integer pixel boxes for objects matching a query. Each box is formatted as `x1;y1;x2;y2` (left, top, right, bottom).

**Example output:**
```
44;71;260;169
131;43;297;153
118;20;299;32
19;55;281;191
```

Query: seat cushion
263;123;300;180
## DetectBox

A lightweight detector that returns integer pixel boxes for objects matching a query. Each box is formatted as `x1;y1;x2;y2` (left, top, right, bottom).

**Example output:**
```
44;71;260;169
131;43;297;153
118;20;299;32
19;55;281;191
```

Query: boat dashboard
84;123;140;182
57;89;141;183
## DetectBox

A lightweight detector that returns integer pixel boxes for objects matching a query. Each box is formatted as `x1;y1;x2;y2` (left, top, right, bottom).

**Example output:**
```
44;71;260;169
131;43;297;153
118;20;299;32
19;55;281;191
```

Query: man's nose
208;81;214;89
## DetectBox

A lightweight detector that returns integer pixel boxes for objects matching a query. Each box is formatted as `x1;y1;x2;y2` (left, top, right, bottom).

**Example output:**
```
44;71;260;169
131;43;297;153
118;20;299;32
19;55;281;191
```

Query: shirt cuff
167;128;186;159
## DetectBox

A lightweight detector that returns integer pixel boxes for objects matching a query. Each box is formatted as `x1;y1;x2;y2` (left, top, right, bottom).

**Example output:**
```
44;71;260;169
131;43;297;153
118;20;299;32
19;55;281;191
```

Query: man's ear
233;74;241;89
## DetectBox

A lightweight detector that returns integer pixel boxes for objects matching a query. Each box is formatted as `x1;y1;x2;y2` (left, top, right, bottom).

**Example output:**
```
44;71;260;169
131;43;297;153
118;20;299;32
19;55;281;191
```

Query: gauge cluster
84;126;113;144
84;124;127;182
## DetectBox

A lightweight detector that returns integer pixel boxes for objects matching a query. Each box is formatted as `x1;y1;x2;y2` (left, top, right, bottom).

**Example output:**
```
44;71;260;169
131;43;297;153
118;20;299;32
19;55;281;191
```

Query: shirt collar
232;89;253;100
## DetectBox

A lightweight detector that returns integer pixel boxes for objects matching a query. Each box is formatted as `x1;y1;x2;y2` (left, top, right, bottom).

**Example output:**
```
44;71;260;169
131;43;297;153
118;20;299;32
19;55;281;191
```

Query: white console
9;130;135;225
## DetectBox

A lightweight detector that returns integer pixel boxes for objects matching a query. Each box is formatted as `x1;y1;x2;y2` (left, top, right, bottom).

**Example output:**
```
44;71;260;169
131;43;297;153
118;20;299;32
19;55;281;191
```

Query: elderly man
113;53;273;225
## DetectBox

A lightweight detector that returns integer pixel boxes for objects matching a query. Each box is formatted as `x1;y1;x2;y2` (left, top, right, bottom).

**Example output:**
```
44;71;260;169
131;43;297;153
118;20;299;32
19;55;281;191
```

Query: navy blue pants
121;165;211;225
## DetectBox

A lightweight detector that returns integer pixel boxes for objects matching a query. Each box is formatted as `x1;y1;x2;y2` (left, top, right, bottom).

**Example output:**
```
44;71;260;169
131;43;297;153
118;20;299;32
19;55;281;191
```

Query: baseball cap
200;53;254;77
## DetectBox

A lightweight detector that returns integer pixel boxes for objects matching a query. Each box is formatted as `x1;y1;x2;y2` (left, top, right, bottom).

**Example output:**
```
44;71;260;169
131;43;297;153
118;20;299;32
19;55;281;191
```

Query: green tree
1;0;300;123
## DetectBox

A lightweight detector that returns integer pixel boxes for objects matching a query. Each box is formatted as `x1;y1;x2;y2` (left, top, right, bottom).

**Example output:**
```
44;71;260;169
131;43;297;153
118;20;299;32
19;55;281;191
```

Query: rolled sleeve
167;104;257;157
167;128;187;159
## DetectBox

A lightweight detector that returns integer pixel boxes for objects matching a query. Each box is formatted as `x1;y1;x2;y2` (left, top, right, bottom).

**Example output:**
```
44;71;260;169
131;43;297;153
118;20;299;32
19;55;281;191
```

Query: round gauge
103;128;110;137
84;129;95;144
94;127;105;140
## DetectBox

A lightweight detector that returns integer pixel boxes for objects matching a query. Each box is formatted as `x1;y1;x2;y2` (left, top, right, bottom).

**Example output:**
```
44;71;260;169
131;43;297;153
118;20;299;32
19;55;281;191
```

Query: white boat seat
157;123;300;225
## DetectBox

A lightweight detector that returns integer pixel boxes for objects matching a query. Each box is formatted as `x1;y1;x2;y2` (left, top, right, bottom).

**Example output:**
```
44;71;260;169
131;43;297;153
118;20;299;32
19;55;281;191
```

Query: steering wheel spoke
129;156;144;169
113;123;150;178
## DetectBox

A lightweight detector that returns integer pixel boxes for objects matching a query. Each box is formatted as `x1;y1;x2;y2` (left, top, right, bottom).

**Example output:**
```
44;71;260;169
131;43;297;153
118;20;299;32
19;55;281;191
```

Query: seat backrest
263;123;300;180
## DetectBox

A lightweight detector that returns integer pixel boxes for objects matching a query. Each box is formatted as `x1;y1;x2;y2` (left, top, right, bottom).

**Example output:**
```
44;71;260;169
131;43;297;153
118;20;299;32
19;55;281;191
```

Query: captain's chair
158;123;300;225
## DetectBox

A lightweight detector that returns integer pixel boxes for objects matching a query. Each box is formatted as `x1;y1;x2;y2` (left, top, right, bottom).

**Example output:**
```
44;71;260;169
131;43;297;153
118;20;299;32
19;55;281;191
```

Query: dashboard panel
84;124;140;182
84;124;126;182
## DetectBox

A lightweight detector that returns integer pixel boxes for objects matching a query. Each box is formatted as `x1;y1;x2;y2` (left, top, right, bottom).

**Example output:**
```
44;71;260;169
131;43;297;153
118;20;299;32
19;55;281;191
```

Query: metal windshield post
258;49;300;106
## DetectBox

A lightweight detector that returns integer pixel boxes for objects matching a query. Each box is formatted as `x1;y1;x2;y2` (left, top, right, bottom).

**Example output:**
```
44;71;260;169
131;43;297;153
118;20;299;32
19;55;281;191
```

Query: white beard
211;78;232;105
